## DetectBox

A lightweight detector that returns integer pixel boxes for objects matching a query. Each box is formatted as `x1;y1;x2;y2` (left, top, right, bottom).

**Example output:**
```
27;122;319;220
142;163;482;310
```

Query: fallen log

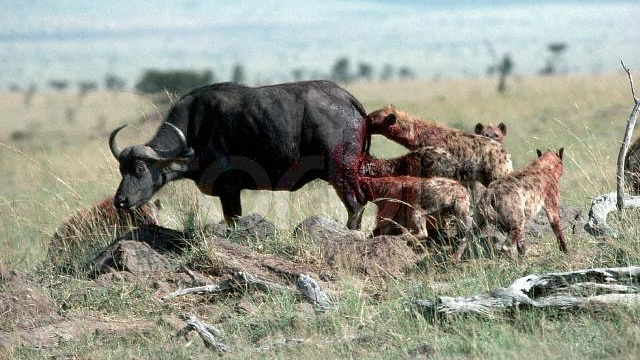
162;271;289;301
413;266;640;319
174;313;230;354
297;274;333;312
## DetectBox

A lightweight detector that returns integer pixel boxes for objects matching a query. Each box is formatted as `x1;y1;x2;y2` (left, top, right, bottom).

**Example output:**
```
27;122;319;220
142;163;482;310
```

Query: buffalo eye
135;161;146;176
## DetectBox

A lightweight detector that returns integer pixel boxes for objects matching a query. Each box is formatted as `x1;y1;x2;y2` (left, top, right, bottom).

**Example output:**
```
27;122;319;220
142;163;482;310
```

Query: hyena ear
498;122;507;135
474;123;484;135
558;148;564;160
536;149;543;157
384;113;397;125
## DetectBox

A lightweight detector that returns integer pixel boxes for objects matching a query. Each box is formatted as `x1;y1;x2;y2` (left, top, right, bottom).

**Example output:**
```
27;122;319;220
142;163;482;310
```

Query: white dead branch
412;266;640;319
162;271;288;301
297;274;333;312
175;313;230;354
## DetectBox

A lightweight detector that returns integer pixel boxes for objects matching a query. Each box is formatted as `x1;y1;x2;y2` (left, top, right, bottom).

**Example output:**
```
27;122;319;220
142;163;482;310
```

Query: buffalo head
109;122;193;209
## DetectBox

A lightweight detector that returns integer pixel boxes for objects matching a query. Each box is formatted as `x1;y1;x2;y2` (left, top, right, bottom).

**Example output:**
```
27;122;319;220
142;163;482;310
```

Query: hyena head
365;105;413;138
534;148;564;177
474;122;507;143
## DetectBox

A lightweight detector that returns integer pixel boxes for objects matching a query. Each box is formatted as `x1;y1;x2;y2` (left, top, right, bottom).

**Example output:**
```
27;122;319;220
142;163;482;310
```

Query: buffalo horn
109;124;128;159
154;122;188;160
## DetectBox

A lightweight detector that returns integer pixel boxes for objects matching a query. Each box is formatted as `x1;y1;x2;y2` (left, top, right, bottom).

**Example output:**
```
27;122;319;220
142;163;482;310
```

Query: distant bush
49;79;69;91
231;64;246;84
331;57;352;83
78;81;97;98
104;73;126;91
135;69;214;95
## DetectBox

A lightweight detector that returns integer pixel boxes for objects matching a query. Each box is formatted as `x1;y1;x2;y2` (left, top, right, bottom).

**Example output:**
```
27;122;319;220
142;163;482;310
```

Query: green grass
2;73;640;359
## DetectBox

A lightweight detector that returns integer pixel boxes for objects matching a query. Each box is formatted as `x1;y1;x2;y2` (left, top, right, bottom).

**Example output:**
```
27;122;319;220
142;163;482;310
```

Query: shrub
135;69;214;95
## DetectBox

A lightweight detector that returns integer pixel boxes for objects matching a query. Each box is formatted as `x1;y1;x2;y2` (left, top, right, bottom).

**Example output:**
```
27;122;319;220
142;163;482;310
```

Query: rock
91;240;173;275
117;225;190;253
206;213;276;241
323;235;418;277
204;222;229;238
293;215;365;246
525;206;587;239
231;213;276;240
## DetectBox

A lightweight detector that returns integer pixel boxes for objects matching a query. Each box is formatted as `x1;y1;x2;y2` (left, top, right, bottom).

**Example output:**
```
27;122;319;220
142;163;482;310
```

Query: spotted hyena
359;176;472;250
366;105;512;186
625;137;640;195
470;148;568;259
50;197;161;253
474;122;507;143
360;147;465;180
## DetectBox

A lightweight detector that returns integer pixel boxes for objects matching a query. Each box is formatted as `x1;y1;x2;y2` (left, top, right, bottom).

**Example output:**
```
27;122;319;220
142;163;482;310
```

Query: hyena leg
545;206;568;253
411;210;429;239
453;215;473;263
511;227;527;256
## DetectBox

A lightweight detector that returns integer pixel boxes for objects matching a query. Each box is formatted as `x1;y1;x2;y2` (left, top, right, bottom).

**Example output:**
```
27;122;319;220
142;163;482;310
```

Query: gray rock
91;240;173;275
525;206;587;239
206;213;276;241
293;215;365;246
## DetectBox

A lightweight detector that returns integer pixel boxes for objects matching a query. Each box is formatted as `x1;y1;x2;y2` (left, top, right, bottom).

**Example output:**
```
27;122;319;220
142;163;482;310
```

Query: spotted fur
359;176;472;250
366;105;512;185
474;122;507;143
50;197;161;251
471;149;568;259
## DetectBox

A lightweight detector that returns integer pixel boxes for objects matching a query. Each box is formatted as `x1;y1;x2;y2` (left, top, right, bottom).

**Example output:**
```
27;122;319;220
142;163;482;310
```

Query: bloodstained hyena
365;105;512;186
359;175;472;254
474;122;507;144
470;148;568;259
360;148;473;236
49;197;161;264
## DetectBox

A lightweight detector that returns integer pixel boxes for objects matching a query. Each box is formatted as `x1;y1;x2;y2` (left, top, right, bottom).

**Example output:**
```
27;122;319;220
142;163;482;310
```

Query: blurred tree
105;73;126;91
232;64;246;84
357;62;373;81
398;66;416;79
78;81;97;98
331;57;351;83
291;68;304;81
49;80;69;91
484;41;514;93
496;54;513;93
9;83;21;92
23;83;37;107
380;64;394;81
135;69;214;95
539;42;568;76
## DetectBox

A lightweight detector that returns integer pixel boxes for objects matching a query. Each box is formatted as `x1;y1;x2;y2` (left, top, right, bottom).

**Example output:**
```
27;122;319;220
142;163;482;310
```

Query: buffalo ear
536;149;543;157
558;147;564;160
384;113;397;125
498;122;507;135
474;123;484;135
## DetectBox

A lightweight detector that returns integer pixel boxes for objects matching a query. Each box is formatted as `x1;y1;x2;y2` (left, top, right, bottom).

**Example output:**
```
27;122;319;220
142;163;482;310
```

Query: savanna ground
1;73;640;359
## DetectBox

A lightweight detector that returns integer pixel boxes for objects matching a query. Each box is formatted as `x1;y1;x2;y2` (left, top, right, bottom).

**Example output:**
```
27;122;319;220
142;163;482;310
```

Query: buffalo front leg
331;171;365;230
220;191;242;225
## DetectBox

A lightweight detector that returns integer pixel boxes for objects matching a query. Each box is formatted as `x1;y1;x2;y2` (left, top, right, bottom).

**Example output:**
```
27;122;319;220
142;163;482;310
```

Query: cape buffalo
109;81;368;229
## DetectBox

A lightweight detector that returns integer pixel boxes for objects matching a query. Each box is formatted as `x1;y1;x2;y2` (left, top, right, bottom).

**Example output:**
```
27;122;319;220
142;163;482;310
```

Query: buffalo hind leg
220;191;242;225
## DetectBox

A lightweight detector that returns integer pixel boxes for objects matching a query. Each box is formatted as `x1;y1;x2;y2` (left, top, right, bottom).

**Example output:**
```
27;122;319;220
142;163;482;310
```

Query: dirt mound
0;271;60;332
